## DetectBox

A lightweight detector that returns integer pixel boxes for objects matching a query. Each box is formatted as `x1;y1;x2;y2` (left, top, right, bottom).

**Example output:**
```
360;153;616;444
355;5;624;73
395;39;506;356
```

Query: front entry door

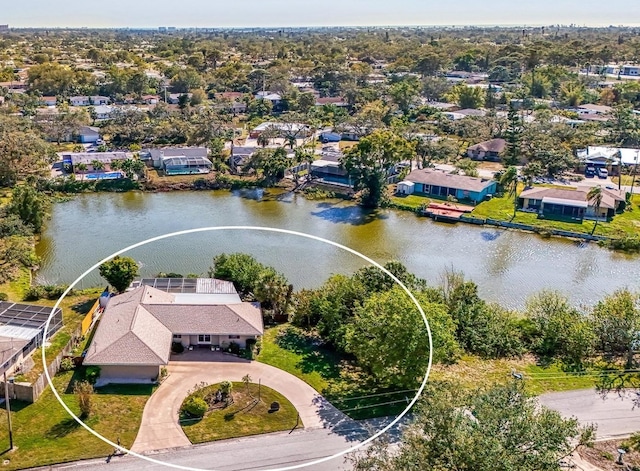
198;334;211;345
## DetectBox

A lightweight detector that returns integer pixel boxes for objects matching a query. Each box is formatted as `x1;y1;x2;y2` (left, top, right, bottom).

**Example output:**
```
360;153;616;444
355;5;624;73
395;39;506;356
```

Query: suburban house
141;95;159;105
40;96;57;106
61;151;129;172
401;169;497;203
76;125;101;144
141;147;209;169
229;146;257;170
576;104;612;116
0;301;63;378
93;104;115;120
621;65;640;76
249;122;311;139
254;91;282;106
576;146;640;175
70;96;91;106
467;138;507;161
83;278;264;384
519;187;625;221
315;96;348;107
167;93;192;104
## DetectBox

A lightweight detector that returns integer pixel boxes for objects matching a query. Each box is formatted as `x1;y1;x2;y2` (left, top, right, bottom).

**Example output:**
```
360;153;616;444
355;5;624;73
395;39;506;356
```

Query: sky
3;0;640;29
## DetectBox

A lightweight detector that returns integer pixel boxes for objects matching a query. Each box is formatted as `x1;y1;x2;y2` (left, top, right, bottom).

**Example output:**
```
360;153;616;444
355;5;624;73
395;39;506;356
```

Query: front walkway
131;351;353;453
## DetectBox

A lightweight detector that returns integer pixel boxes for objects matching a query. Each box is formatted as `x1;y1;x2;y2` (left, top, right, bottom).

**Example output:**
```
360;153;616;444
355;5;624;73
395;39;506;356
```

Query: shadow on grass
275;327;342;381
71;297;99;315
47;417;81;438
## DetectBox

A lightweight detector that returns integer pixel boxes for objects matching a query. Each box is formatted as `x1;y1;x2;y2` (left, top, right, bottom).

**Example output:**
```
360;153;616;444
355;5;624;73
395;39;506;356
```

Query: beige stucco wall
99;365;160;383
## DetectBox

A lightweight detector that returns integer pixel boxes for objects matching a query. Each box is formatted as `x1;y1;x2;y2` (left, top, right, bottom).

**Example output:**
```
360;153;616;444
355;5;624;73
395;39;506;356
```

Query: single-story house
576;104;612;116
83;279;263;384
167;93;192;104
70;96;90;106
403;169;497;203
254;91;282;104
93;104;115;120
229;146;257;169
40;96;57;106
141;147;209;169
315;97;348;107
467;138;507;161
577;146;640;168
621;65;640;76
61;151;129;172
519;187;625;221
249;122;311;139
318;132;341;143
90;95;111;105
76;125;101;144
141;95;159;105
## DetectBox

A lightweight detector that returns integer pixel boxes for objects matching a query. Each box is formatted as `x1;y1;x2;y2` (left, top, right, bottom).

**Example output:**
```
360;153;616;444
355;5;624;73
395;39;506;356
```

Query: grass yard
471;188;640;239
180;382;298;443
0;370;154;470
389;194;431;211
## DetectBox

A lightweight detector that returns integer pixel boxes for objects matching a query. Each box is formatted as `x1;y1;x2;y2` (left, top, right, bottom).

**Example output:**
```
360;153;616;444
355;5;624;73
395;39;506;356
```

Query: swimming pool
84;172;123;180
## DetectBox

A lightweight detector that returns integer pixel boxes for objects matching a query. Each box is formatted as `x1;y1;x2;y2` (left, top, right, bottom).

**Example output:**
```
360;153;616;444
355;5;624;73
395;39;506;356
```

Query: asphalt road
48;418;403;471
539;388;640;440
37;389;640;471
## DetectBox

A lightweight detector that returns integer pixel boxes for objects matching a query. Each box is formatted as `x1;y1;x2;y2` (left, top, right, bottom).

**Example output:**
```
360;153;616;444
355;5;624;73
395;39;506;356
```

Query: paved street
539;389;640;440
49;419;401;471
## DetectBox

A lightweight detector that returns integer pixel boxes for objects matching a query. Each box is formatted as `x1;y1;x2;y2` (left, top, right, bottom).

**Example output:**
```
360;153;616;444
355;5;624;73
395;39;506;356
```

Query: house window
228;335;240;339
198;334;211;343
173;334;182;339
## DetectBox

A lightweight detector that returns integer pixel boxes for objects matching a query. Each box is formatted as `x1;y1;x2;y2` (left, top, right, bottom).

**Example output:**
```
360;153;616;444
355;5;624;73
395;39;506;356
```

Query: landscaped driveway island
131;350;353;453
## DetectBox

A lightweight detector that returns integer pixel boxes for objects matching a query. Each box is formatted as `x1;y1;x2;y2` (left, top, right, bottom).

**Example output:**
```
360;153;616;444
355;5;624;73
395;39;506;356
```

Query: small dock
422;202;475;222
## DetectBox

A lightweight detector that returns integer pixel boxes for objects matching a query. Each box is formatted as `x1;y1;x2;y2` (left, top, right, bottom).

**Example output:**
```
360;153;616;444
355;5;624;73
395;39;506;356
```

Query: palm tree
256;133;270;148
588;186;603;235
76;162;88;181
500;166;519;219
91;160;105;172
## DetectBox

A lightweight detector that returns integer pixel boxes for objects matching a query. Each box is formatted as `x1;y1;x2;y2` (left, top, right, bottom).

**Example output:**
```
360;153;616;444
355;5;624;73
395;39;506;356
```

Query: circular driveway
131;351;352;453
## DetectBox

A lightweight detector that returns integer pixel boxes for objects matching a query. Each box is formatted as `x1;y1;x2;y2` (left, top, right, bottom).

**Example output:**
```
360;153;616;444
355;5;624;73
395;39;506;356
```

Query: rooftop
405;169;495;193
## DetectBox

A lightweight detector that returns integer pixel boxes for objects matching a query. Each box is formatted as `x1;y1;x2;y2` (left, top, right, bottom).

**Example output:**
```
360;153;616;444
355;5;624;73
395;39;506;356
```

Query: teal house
401;169;497;203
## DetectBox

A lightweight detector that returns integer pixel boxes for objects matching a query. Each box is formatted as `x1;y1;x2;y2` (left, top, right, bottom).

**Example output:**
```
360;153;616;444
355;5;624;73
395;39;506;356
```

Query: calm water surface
36;189;640;309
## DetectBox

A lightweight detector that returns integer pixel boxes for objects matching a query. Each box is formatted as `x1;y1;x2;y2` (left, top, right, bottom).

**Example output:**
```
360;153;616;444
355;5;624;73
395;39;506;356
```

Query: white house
621;65;640;77
70;96;90;106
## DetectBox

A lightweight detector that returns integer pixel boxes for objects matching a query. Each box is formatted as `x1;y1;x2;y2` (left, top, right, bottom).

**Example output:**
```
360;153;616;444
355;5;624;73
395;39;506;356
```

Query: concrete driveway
131;351;353;453
539;389;640;440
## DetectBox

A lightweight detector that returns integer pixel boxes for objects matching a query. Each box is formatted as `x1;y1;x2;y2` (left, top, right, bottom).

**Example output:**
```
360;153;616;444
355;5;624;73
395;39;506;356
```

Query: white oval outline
42;226;433;471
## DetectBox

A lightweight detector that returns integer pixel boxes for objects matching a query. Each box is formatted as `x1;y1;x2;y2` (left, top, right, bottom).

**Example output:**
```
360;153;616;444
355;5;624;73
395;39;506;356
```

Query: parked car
585;167;596;178
597;167;608;179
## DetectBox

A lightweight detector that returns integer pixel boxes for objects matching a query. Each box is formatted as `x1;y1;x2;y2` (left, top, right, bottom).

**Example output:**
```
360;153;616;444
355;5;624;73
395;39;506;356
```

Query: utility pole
3;372;13;451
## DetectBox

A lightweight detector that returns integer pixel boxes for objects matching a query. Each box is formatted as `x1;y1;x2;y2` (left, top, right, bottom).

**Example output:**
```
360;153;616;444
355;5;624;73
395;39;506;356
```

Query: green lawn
258;325;422;420
472;189;640;239
257;326;335;393
0;370;154;470
389;194;432;211
180;382;298;443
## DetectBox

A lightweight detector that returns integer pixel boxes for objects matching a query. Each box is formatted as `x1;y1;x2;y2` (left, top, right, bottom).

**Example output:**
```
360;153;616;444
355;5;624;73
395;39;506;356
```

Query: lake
36;189;640;309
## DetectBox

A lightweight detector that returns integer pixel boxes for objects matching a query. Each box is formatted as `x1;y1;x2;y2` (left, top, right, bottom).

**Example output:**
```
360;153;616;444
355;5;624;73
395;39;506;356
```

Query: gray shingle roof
84;286;263;366
405;169;495;193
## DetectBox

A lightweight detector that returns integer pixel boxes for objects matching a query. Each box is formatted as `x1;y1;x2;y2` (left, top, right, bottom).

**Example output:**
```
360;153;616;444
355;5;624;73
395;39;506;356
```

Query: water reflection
36;191;640;309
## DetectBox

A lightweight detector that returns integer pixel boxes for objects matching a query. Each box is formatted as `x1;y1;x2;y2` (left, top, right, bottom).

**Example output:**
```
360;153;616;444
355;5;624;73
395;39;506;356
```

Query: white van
597;168;608;179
